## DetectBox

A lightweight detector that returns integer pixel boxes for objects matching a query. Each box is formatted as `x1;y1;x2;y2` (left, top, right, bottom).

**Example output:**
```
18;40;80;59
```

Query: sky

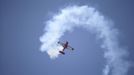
0;0;134;75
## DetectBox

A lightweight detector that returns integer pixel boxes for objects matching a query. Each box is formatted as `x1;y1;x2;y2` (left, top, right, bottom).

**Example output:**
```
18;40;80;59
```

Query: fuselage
63;41;68;51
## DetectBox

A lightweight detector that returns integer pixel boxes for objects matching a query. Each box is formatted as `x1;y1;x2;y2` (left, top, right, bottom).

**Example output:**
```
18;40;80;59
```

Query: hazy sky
0;0;134;75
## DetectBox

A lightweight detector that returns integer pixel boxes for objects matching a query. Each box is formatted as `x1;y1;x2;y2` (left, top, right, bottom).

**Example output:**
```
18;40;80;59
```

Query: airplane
58;41;74;55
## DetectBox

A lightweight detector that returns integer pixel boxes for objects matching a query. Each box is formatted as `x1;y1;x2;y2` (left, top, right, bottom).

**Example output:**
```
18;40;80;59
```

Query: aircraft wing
67;45;74;50
58;41;65;46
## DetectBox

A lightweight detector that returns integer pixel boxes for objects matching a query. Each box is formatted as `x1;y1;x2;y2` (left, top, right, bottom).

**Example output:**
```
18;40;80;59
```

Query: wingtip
58;41;60;44
72;48;74;50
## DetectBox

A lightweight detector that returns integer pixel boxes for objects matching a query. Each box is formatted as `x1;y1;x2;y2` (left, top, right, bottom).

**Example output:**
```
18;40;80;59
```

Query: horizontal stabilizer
59;51;65;55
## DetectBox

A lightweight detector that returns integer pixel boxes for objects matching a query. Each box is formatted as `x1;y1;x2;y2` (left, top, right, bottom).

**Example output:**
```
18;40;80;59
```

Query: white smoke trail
39;5;130;75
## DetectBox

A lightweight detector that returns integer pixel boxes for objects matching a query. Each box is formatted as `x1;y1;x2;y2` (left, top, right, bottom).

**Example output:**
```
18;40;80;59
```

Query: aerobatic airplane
58;41;74;55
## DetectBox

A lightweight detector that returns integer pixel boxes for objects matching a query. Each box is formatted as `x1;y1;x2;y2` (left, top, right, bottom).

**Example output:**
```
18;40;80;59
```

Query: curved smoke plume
39;5;130;75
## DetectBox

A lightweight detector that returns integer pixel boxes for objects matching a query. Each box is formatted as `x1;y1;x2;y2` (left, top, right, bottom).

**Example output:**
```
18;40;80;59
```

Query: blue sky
0;0;134;75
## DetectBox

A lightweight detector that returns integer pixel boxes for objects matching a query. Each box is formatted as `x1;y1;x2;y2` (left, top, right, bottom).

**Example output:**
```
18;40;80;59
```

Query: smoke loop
40;5;130;75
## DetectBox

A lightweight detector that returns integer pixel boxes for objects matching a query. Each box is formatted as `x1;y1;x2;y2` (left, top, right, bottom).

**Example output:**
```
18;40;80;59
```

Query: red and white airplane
58;41;74;55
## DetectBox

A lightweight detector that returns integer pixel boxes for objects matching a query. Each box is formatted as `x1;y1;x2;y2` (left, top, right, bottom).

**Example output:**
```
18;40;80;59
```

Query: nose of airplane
66;41;68;44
